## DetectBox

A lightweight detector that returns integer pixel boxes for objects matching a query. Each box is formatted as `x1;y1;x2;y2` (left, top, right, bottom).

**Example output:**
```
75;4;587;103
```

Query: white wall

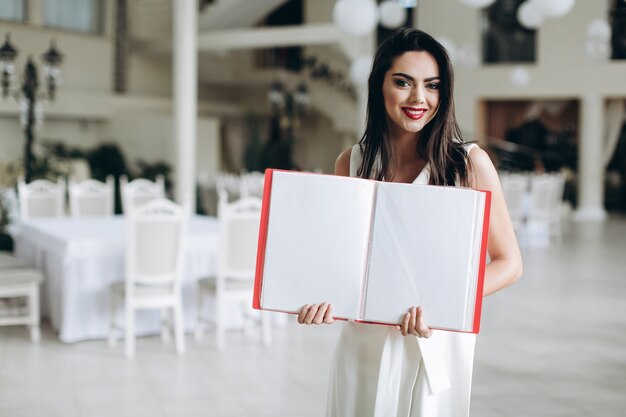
5;0;620;198
104;111;220;180
417;0;626;136
0;116;106;161
293;111;350;173
0;7;224;187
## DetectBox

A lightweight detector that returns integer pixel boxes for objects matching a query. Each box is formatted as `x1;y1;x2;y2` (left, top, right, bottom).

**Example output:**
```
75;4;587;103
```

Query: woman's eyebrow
391;72;441;82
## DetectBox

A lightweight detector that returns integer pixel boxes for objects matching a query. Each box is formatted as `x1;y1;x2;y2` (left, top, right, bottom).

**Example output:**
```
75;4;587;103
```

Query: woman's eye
395;79;410;87
426;82;440;90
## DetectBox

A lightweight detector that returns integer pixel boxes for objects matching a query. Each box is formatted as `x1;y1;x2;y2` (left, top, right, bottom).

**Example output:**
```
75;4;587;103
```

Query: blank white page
261;172;375;319
363;183;481;331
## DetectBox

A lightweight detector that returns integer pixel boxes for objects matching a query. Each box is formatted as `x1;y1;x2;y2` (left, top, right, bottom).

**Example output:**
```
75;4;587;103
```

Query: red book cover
253;169;491;334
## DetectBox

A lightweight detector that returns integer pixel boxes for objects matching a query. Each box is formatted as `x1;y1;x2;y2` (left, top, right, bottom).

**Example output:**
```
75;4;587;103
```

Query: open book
253;169;491;333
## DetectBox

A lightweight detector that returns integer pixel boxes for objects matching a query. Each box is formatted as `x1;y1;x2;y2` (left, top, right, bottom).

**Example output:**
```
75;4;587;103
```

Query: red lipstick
401;107;427;120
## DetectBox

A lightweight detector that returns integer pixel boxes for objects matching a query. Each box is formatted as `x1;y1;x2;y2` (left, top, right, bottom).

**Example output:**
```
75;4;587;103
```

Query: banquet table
13;215;220;343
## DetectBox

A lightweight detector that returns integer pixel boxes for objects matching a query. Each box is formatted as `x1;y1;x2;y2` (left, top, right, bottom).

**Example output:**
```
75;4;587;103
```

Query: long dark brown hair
357;28;471;187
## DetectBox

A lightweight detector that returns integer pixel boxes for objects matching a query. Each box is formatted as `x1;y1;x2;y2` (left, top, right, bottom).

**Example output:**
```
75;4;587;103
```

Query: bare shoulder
335;147;352;176
467;146;499;190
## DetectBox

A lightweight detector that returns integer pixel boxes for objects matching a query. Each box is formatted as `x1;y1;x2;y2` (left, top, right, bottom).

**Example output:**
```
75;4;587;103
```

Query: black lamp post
0;33;63;182
262;81;309;170
267;80;309;135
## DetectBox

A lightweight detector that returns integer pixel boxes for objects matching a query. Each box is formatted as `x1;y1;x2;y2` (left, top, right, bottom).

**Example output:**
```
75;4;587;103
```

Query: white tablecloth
13;215;220;343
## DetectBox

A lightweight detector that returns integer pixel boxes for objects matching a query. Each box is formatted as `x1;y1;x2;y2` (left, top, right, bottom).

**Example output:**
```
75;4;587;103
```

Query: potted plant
0;191;14;252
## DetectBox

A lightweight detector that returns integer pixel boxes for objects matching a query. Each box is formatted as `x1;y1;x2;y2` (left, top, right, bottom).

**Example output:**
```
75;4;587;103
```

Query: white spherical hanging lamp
534;0;576;19
350;55;373;85
517;1;544;30
457;0;497;9
510;66;530;88
584;41;610;62
379;0;407;29
586;19;612;42
333;0;379;37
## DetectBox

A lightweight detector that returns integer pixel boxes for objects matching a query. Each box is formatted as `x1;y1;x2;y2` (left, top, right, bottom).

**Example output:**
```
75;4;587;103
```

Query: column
173;0;198;211
574;94;608;221
27;0;44;26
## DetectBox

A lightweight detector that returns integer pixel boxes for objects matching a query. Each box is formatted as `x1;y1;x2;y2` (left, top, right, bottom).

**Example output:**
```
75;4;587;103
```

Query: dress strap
464;143;479;154
349;144;362;178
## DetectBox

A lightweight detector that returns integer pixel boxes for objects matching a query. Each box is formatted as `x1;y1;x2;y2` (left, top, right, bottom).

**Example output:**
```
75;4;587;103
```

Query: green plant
136;159;172;195
0;192;14;251
0;193;9;232
87;143;130;181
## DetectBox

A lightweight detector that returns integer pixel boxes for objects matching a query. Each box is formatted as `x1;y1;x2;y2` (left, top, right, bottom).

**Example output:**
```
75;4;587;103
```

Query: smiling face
382;51;441;139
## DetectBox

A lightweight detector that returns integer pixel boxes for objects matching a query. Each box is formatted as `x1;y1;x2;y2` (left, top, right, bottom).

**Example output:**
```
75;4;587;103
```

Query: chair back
528;173;564;222
239;172;265;198
500;172;530;224
120;175;165;213
215;172;240;201
126;198;187;291
217;193;262;282
17;178;65;221
68;176;114;218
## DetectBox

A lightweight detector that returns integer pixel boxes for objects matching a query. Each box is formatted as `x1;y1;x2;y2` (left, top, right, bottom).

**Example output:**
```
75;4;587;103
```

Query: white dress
326;144;479;417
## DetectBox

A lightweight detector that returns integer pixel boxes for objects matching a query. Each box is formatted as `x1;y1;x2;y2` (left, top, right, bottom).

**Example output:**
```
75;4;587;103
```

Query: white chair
548;172;566;241
215;172;241;201
527;173;564;246
17;178;65;221
195;192;271;350
120;175;165;214
108;198;188;358
0;251;28;268
239;171;265;199
68;176;115;218
0;268;43;342
500;172;530;241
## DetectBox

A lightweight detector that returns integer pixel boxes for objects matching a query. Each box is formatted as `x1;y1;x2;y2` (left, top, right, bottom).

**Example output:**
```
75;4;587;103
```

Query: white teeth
404;108;425;115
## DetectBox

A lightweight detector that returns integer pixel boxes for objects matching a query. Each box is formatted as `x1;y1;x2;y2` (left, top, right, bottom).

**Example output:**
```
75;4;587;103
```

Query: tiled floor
1;216;625;417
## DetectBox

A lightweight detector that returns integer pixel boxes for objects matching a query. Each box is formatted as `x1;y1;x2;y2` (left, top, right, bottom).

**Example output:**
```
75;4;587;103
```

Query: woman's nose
410;87;425;104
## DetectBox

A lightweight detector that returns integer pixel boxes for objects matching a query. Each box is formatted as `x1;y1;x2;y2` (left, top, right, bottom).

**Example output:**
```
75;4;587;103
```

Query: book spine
463;192;480;329
472;190;492;333
358;182;379;321
252;169;275;310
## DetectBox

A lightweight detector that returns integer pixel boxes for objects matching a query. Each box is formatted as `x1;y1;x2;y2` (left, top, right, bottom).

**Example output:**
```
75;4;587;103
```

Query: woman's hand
396;306;432;338
297;303;335;325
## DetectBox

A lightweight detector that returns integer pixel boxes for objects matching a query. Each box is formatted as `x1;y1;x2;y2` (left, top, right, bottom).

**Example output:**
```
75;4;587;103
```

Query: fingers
409;306;417;336
324;304;335;324
401;311;410;336
398;306;432;338
415;306;432;338
312;302;329;324
297;304;310;324
297;303;334;325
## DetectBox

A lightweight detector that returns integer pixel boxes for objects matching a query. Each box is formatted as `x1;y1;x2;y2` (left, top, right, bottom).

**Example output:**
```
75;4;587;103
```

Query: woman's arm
469;147;523;296
335;148;352;177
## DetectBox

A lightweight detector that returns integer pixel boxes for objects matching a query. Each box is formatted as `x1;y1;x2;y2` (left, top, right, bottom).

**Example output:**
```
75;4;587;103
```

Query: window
0;0;25;22
611;0;626;59
44;0;103;34
482;0;536;64
255;0;303;71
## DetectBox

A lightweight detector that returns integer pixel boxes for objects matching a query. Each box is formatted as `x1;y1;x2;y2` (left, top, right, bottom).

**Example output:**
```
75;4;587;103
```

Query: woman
297;28;523;417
